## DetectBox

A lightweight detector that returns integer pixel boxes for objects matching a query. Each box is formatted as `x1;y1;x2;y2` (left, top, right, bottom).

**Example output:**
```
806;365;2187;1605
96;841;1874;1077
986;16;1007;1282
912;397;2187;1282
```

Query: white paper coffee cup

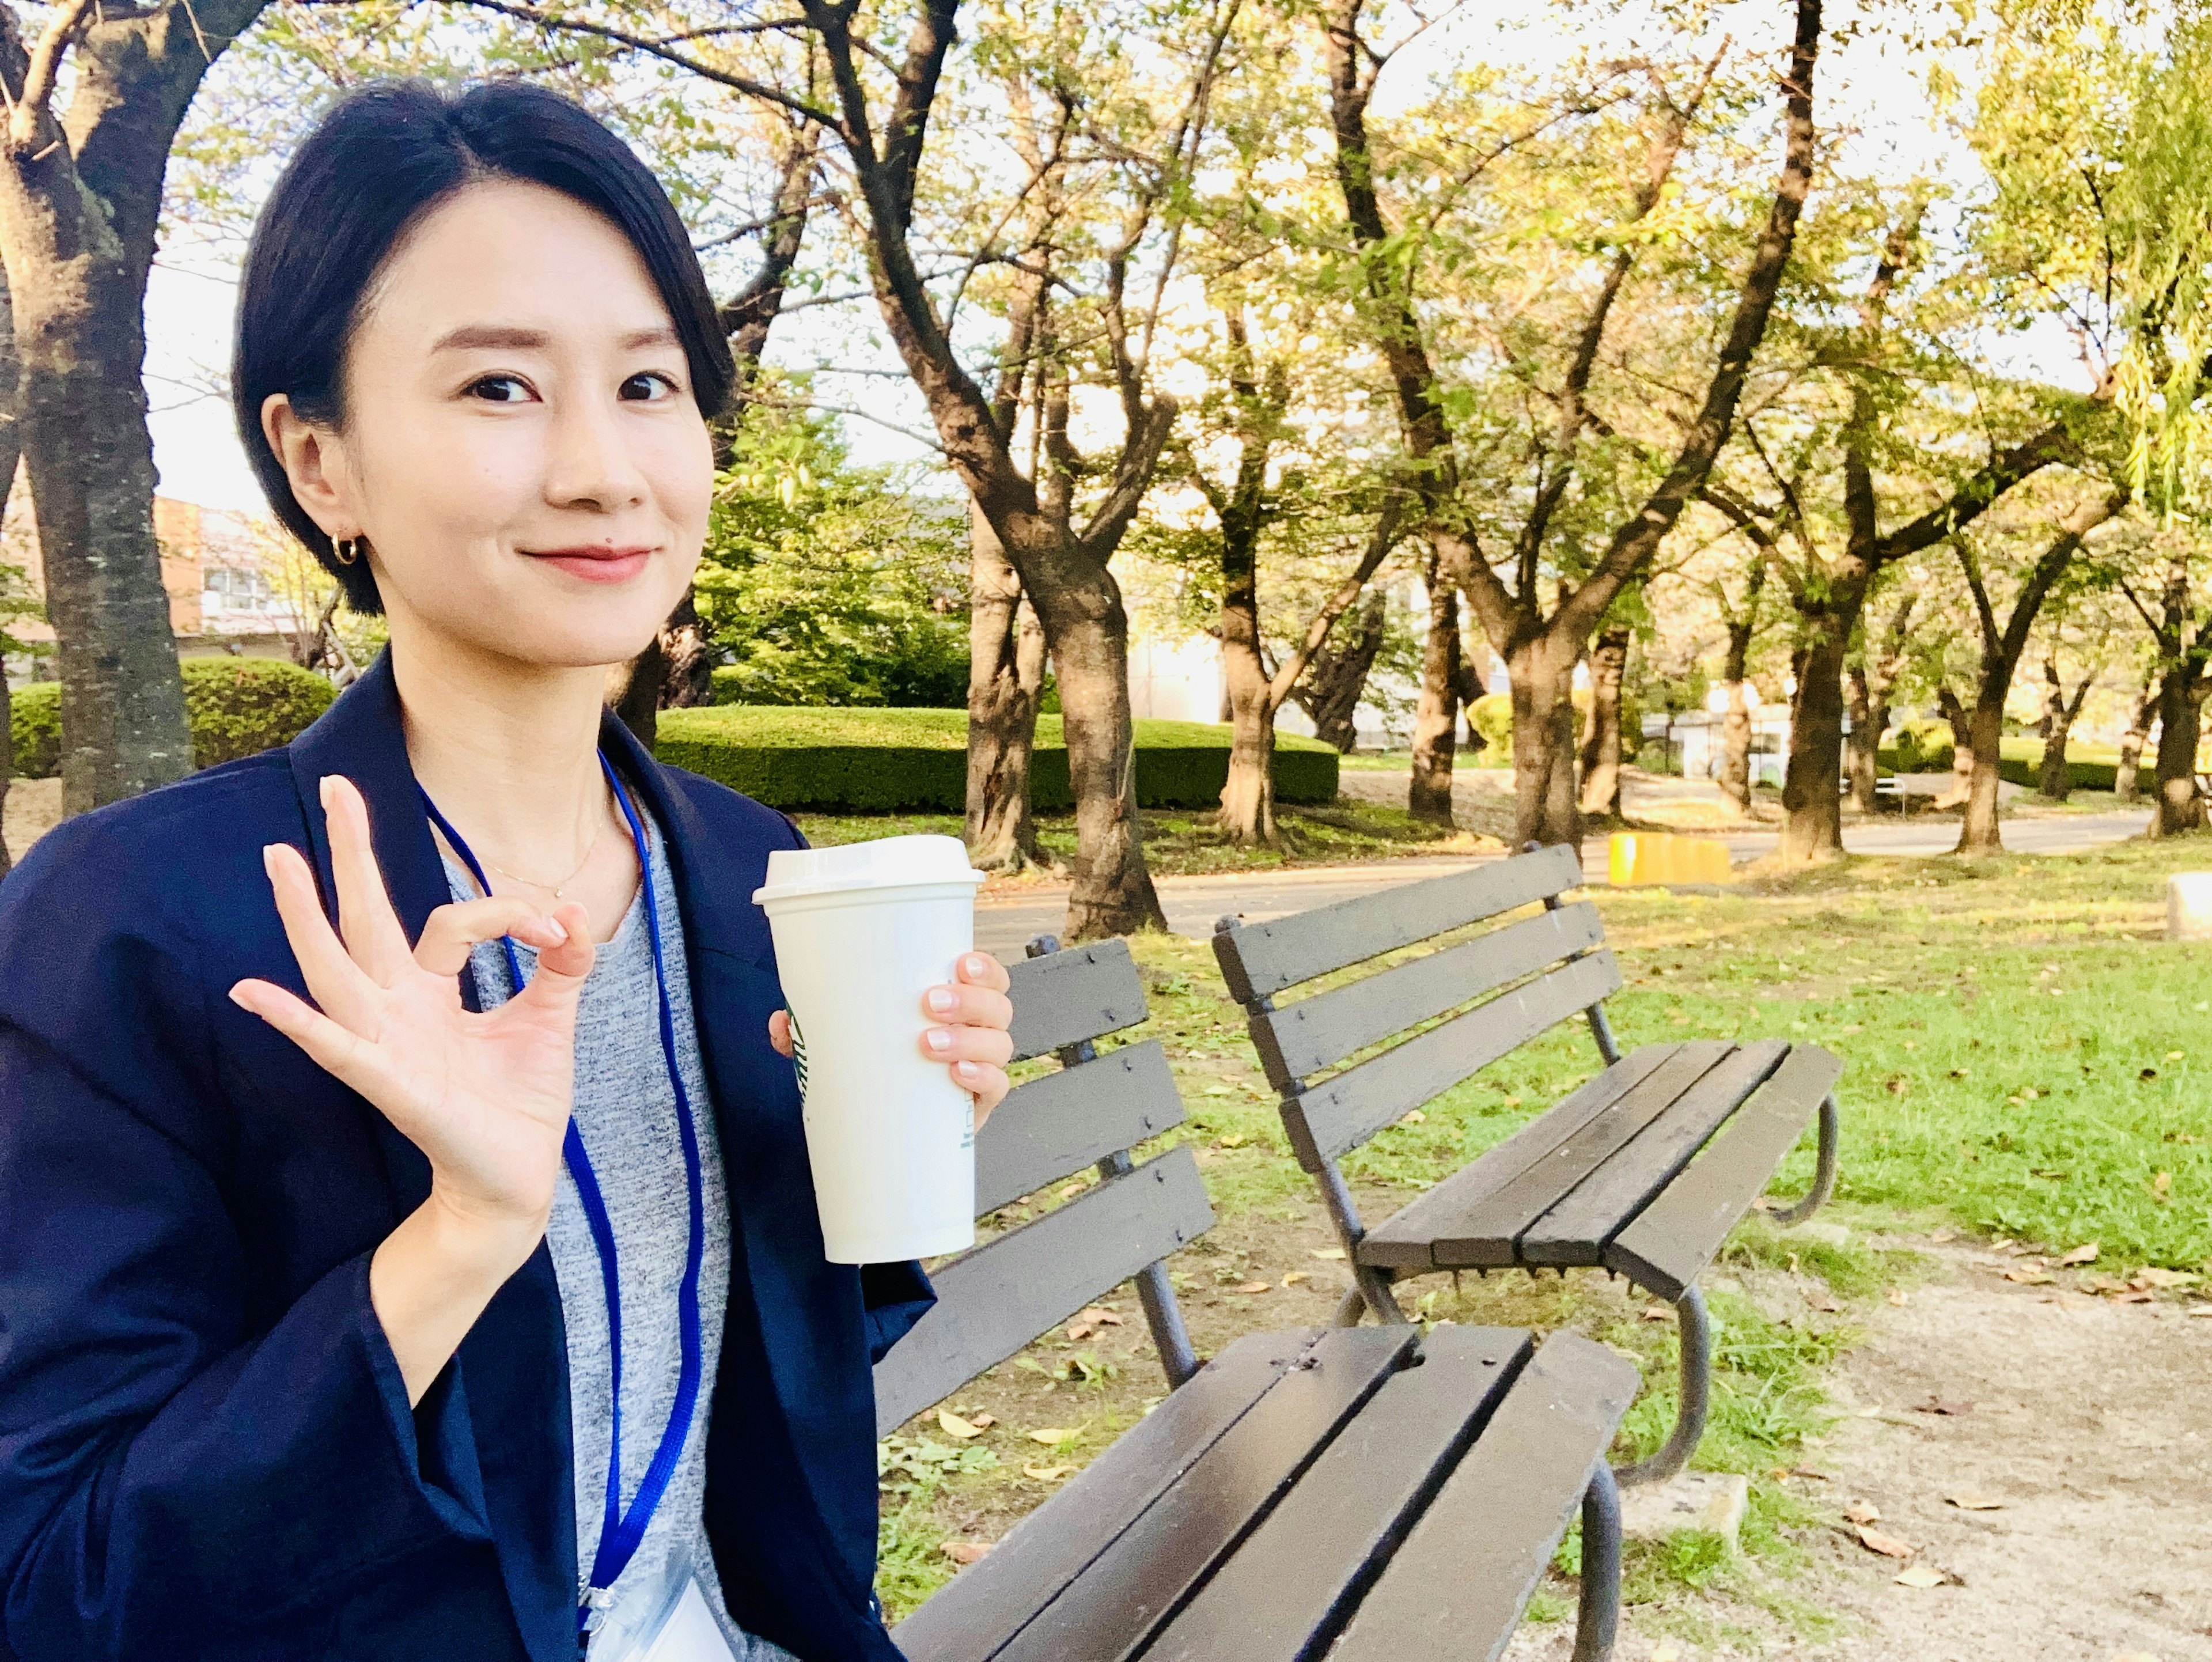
752;834;987;1264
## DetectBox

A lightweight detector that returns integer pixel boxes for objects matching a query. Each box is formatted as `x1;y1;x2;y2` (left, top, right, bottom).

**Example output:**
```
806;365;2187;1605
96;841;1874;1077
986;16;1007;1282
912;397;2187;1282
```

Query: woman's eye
466;374;535;404
620;372;679;402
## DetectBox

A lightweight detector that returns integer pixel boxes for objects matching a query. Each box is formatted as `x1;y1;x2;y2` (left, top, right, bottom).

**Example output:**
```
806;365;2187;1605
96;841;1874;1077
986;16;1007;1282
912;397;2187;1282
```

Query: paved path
977;807;2152;957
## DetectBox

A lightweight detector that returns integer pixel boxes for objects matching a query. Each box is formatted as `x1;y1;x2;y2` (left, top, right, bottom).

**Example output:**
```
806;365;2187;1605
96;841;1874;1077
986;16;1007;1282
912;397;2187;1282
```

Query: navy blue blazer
0;654;934;1661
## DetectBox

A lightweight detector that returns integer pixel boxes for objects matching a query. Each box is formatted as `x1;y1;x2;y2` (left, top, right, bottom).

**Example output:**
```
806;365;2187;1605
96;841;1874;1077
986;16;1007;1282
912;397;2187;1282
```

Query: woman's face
267;178;713;669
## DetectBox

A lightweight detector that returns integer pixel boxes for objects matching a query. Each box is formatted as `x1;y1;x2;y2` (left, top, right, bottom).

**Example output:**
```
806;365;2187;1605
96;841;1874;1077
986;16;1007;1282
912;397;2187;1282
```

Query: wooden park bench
1210;842;1843;1486
877;934;1641;1662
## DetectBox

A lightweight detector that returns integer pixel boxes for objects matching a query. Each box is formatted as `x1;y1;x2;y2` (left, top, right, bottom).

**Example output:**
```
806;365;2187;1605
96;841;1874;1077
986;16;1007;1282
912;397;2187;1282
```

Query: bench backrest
872;937;1213;1434
1210;843;1618;1173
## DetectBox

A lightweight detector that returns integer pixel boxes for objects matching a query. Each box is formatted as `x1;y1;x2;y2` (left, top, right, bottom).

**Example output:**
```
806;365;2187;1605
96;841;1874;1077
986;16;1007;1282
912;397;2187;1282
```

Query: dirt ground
1508;1233;2212;1662
2;776;62;866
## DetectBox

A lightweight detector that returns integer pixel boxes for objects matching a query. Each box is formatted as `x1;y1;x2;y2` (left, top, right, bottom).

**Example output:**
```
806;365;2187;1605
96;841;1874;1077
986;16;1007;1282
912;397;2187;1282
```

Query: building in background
4;496;309;684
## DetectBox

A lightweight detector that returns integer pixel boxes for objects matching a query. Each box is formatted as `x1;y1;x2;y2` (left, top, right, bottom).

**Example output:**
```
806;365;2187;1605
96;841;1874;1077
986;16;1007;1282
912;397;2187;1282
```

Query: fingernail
926;987;955;1014
263;845;281;879
319;776;333;807
964;955;988;976
956;1060;982;1080
926;1028;953;1054
541;916;569;944
227;986;252;1010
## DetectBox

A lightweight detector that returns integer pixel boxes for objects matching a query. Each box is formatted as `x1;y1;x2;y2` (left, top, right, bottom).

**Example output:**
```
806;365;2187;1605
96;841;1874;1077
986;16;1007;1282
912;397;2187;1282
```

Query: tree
1320;0;1824;847
2115;540;2212;835
1293;590;1388;751
1579;624;1631;820
1712;559;1769;811
0;0;269;812
1844;590;1912;813
1951;483;2130;852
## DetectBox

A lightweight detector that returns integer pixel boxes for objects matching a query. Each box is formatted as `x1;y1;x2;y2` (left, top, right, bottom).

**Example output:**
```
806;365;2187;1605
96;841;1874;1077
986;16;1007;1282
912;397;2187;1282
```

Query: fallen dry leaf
1281;1270;1310;1286
1065;1320;1096;1342
1792;1466;1831;1481
1945;1494;2004;1510
2002;1269;2055;1285
2188;1305;2212;1318
1893;1563;1949;1588
1233;1281;1271;1295
1844;1501;1881;1525
1916;1399;1975;1416
1216;1134;1248;1149
2138;1267;2198;1289
2058;1241;2099;1266
1056;1182;1085;1200
1887;1288;1910;1307
1309;1247;1346;1260
936;1409;984;1441
1026;1428;1071;1445
1641;1304;1675;1322
1022;1464;1075;1482
1856;1524;1918;1559
2115;1290;2155;1305
941;1542;992;1565
967;1411;997;1430
1399;1109;1426;1125
1930;1226;1959;1243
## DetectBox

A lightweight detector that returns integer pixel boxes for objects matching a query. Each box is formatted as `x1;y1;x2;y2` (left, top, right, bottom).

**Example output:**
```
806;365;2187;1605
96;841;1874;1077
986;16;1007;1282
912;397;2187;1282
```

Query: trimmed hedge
1877;734;2122;794
9;658;336;779
654;706;1340;811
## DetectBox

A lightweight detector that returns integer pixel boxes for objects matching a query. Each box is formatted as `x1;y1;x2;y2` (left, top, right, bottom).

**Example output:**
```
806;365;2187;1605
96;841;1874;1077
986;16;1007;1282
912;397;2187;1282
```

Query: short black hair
232;80;735;614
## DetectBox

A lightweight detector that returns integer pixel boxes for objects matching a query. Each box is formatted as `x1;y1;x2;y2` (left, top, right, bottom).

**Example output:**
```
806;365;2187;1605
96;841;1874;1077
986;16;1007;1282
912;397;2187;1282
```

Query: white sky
142;0;2047;514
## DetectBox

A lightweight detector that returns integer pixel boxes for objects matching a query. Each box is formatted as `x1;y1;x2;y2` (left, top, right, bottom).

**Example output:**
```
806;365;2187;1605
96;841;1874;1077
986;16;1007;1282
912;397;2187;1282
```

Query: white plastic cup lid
752;833;986;906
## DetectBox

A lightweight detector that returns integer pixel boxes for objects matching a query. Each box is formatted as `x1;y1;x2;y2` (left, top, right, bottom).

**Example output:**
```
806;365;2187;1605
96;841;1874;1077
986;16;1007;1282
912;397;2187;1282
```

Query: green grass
877;830;2212;1637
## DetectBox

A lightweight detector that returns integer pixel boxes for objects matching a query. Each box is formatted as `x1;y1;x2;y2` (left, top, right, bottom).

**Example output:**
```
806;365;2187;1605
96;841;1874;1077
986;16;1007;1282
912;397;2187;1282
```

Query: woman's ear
262;393;358;537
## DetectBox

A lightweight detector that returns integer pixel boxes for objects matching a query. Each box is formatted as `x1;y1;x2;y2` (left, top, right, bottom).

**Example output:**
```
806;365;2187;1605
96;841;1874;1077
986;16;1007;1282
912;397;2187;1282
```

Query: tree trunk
2115;680;2154;802
1408;550;1461;824
2037;661;2081;801
1778;589;1861;863
2152;661;2206;836
658;590;716;709
1506;630;1582;847
1294;590;1385;751
0;2;263;812
1032;578;1165;938
1956;683;2008;854
1217;480;1278;846
964;503;1047;870
1579;625;1629;819
1843;667;1878;812
1934;686;1975;806
606;638;662;749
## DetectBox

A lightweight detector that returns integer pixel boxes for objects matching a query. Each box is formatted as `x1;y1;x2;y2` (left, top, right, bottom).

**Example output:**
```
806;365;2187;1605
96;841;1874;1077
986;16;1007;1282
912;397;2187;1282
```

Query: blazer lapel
285;652;578;1662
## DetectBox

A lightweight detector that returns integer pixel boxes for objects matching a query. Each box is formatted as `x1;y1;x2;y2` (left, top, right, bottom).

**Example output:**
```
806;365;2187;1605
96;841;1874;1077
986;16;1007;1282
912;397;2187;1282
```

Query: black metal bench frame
1209;843;1843;1487
874;934;1639;1662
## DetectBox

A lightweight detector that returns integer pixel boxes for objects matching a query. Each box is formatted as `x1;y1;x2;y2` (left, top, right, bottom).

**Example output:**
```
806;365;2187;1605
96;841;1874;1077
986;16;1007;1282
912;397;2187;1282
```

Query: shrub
9;658;335;779
1468;693;1513;756
654;707;1339;812
1876;734;2121;793
9;682;59;779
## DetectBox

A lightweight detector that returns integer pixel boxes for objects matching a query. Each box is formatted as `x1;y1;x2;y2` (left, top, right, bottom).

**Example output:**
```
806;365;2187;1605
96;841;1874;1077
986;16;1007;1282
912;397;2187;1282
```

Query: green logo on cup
787;1009;808;1100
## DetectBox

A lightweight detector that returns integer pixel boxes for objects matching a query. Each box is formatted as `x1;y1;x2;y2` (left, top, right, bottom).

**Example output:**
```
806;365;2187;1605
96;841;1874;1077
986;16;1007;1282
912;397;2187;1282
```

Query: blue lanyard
418;755;707;1641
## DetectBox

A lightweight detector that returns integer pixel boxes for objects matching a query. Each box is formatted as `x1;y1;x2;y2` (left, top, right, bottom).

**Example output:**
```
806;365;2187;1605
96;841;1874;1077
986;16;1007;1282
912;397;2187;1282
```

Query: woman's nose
544;393;647;512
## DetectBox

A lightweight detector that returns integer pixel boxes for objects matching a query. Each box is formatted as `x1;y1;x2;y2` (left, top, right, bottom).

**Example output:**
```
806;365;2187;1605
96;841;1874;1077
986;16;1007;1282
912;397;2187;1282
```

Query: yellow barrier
1608;831;1734;887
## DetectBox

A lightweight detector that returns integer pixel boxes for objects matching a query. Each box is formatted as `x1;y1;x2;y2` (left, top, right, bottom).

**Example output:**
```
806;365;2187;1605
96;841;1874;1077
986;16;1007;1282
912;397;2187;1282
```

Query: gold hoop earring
334;536;361;567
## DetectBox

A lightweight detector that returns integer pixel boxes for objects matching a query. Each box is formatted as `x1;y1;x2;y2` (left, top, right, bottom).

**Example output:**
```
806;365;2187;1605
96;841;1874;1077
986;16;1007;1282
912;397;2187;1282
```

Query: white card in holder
587;1542;740;1662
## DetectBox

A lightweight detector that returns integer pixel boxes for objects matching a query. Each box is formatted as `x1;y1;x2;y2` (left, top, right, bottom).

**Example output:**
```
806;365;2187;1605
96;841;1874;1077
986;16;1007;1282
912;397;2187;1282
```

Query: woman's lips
527;547;653;583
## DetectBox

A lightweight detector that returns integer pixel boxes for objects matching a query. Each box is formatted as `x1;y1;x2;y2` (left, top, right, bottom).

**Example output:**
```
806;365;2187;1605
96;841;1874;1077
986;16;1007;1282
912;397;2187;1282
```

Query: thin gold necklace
483;831;603;900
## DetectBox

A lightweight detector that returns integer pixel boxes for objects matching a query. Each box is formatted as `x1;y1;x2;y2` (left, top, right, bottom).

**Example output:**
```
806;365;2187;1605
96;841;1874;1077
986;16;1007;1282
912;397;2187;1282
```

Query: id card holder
585;1543;740;1662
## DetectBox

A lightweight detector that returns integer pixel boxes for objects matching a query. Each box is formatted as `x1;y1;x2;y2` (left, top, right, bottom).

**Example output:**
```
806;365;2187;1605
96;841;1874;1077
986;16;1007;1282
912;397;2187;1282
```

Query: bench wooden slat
1355;1046;1681;1270
1520;1038;1790;1267
1282;952;1622;1171
1325;1331;1641;1662
1006;937;1151;1062
1605;1044;1844;1300
874;1148;1214;1434
991;1326;1419;1662
892;1329;1325;1662
1138;1326;1535;1662
1406;1041;1733;1269
976;1040;1184;1216
1249;902;1605;1089
1211;844;1584;1002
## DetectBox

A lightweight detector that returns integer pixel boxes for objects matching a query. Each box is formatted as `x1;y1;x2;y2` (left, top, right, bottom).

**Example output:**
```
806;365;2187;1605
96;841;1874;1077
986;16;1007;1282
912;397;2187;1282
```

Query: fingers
767;1009;794;1058
953;952;1010;993
920;1022;1014;1069
921;979;1014;1035
263;842;384;1032
415;898;571;977
229;978;396;1102
511;902;594;1015
957;1060;1009;1129
321;777;415;986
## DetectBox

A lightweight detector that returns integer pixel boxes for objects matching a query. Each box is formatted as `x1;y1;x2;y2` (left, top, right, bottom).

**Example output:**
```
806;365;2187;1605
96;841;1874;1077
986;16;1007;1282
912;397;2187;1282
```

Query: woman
0;82;1012;1661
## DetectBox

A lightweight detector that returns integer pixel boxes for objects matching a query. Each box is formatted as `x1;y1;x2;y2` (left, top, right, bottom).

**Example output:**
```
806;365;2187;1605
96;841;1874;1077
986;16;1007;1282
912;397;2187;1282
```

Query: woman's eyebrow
433;324;551;353
621;326;680;351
